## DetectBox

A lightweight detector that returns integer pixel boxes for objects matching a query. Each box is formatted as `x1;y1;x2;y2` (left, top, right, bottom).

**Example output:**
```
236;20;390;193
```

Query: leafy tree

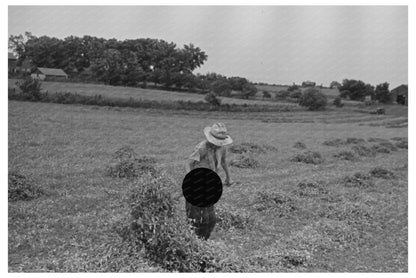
288;84;299;92
374;82;391;103
333;96;344;107
330;81;341;89
204;92;221;106
211;79;232;97
338;79;374;101
240;83;258;99
262;91;271;98
299;88;328;110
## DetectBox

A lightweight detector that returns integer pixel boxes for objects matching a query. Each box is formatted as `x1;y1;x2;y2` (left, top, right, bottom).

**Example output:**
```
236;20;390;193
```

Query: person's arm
221;147;233;186
185;159;195;173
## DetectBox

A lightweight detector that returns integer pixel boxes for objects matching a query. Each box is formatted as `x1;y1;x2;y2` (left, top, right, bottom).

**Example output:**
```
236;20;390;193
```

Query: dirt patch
291;151;324;164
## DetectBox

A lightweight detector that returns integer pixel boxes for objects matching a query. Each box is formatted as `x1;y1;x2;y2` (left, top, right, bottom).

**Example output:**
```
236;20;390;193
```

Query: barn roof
8;52;17;60
37;67;68;77
391;84;408;96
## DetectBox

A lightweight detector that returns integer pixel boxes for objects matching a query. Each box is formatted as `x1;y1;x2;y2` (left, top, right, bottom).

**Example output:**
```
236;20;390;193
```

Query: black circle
182;168;223;207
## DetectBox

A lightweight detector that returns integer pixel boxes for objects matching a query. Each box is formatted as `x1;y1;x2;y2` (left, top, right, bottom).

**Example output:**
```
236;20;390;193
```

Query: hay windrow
8;171;44;202
230;155;260;168
291;151;324;164
341;172;374;188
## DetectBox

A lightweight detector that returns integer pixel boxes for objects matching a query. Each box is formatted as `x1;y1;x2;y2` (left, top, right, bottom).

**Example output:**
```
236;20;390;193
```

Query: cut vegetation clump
293;181;328;197
323;138;365;147
291;151;324;164
341;172;374;188
216;206;254;231
8;171;44;202
333;150;358;161
229;142;277;154
319;203;373;225
370;144;391;154
367;137;390;143
377;142;398;152
322;138;345;147
369;167;396;179
345;138;366;144
121;173;243;272
293;141;306;149
395;140;408;149
230;155;260;168
352;145;376;157
108;146;158;178
253;191;297;217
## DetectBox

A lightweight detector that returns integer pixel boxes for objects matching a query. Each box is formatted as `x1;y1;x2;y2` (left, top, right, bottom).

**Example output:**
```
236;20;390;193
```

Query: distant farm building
390;84;408;105
302;80;316;87
31;67;68;81
8;52;17;74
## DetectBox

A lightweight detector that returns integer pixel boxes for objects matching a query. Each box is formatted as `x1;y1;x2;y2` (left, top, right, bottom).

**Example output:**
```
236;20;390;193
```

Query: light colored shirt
188;140;226;172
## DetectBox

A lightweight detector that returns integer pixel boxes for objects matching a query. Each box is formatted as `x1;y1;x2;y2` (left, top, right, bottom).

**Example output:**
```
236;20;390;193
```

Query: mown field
8;99;407;272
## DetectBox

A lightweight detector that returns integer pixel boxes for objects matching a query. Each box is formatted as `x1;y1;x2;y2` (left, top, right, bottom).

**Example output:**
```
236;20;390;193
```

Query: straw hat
203;123;233;146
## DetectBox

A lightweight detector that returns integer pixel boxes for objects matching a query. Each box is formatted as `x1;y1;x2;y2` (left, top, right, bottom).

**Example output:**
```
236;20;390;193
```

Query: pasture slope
8;98;407;272
9;79;298;107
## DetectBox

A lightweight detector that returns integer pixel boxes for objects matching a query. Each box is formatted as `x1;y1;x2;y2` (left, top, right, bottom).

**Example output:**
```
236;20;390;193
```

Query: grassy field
9;79;297;107
8;100;407;272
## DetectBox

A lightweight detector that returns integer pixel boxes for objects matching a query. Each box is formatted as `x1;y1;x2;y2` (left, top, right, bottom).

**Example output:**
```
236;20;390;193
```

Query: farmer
185;122;234;240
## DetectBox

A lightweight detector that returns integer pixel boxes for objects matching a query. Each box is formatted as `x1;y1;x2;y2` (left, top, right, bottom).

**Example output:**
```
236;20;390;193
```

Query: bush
253;191;296;217
204;92;222;106
287;84;299;92
291;151;324;164
333;96;344;107
369;167;396;179
299;88;328;111
107;146;158;178
275;90;290;99
289;90;302;99
230;155;260;168
262;91;271;98
341;173;374;188
8;171;43;201
122;174;243;272
16;77;42;101
293;142;306;149
211;79;232;97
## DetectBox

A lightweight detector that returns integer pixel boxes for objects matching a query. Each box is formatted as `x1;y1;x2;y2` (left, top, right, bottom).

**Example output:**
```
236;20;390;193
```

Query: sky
8;5;408;88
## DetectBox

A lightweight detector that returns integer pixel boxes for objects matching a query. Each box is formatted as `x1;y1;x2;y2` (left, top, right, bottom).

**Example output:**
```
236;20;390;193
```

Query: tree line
9;32;257;98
